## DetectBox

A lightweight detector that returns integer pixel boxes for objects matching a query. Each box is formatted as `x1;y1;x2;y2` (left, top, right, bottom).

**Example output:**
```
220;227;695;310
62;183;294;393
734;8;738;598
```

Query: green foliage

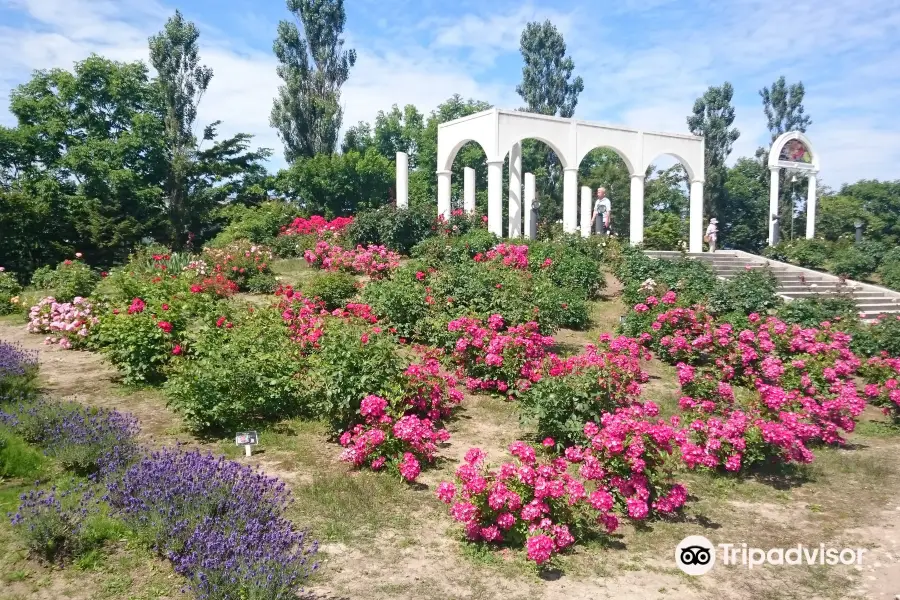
850;315;900;359
30;259;99;302
411;229;499;266
164;307;306;432
615;246;718;306
0;270;23;315
763;238;831;269
722;157;769;252
209;201;301;247
91;309;176;386
830;247;877;280
877;248;900;291
0;428;47;478
516;20;584;118
707;267;781;315
271;0;356;161
838;180;900;244
303;319;404;433
274;148;392;217
775;297;859;328
302;271;358;310
642;213;686;251
360;266;430;340
528;241;605;298
346;203;436;254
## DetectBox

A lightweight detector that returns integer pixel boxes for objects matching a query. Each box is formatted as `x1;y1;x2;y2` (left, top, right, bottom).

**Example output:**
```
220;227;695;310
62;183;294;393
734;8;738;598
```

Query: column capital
690;179;705;185
563;166;579;172
436;170;452;175
630;173;645;181
486;159;505;166
769;165;781;173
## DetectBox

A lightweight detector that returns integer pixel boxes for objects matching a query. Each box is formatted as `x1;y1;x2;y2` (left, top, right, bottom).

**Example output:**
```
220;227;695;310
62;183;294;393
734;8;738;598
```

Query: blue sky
2;0;899;188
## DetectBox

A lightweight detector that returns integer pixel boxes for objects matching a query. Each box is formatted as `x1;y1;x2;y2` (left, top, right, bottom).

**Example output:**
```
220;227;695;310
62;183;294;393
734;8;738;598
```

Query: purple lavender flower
0;340;38;397
0;398;140;476
8;484;95;563
107;447;319;599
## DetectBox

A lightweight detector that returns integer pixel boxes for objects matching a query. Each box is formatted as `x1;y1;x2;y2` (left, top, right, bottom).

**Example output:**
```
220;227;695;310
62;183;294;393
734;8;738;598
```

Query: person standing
591;187;611;236
705;218;718;252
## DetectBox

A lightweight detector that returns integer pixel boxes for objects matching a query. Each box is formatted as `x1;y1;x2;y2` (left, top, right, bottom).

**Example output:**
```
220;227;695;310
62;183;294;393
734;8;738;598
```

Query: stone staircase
644;250;900;319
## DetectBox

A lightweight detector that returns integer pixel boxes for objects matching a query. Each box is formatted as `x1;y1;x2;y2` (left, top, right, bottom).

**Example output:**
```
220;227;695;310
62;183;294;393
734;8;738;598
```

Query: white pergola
767;131;820;245
430;109;707;251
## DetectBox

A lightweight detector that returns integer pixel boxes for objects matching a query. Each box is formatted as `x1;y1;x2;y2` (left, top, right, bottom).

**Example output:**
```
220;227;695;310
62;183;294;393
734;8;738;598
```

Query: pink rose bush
281;215;353;237
476;243;531;270
519;335;651;447
860;356;900;424
446;316;555;396
27;296;98;349
304;241;400;278
338;394;450;482
632;296;867;472
438;409;686;566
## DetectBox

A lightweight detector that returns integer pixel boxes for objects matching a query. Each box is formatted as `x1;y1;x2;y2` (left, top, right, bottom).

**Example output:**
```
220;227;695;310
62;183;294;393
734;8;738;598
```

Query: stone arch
439;137;492;173
575;144;635;177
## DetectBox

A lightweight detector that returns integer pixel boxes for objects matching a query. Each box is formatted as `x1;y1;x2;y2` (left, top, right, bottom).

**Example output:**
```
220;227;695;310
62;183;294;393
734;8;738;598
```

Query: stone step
778;291;888;299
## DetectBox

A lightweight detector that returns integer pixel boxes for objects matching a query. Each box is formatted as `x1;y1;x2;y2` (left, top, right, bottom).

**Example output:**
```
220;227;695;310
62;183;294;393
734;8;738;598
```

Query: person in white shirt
591;188;611;236
705;218;718;252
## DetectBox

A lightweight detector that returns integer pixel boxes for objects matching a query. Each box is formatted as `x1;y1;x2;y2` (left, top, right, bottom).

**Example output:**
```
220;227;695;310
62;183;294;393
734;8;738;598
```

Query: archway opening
445;140;488;213
642;155;691;251
509;138;564;237
577;147;631;238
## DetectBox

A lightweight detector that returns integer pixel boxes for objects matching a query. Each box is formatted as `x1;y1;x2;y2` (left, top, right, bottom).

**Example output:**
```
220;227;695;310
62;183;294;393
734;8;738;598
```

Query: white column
563;168;578;234
524;172;536;240
395;152;408;209
487;160;503;236
630;174;645;245
689;179;704;253
437;170;451;219
805;172;817;239
769;167;780;246
463;167;476;214
580;186;591;238
508;143;522;237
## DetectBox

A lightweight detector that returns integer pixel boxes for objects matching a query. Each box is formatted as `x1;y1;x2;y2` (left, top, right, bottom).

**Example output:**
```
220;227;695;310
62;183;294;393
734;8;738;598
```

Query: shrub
616;247;718;306
302;271;358;310
0;340;39;398
202;242;276;292
209;201;301;247
10;485;96;563
303;318;404;433
346;204;435;254
304;241;401;278
526;242;606;298
519;336;649;447
830;247;877;280
860;357;900;423
30;258;99;302
0;398;140;475
877;247;900;291
27;296;99;350
410;228;499;266
0;269;23;315
164;307;306;432
707;267;781;315
762;239;831;270
445;316;555;396
107;447;319;600
852;314;900;359
776;297;858;329
91;302;179;385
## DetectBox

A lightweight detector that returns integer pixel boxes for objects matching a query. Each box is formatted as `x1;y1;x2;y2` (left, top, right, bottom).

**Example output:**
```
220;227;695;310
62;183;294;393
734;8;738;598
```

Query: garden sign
235;431;259;456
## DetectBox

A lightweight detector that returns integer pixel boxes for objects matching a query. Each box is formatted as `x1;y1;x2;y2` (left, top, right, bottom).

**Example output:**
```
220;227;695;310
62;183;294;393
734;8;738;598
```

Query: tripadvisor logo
675;536;867;575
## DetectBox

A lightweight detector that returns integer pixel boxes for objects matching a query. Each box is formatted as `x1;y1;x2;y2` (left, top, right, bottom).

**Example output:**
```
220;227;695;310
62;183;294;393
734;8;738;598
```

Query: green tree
150;11;271;247
687;82;740;227
515;20;584;227
271;0;356;161
837;180;900;243
723;157;769;252
274;147;392;216
578;149;631;237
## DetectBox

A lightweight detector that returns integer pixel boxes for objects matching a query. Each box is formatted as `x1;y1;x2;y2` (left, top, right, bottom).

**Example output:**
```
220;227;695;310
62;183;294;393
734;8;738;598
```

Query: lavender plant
0;340;39;398
0;398;140;476
107;447;319;600
9;484;95;563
